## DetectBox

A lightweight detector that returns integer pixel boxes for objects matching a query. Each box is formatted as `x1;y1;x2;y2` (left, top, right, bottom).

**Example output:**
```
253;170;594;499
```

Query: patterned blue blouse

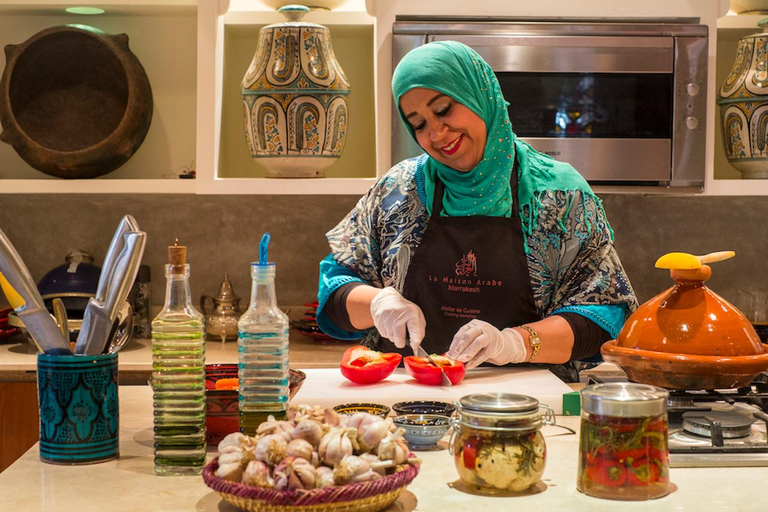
317;155;638;354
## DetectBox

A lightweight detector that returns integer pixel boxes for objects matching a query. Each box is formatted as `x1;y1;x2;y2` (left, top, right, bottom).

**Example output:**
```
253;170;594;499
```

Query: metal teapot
201;271;242;342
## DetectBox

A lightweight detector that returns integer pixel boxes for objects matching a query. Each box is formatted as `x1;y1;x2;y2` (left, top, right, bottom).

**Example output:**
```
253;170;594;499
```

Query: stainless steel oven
392;18;708;187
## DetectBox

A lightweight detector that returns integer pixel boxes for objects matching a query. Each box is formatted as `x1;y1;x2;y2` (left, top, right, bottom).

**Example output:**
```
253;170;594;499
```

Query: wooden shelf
0;0;196;15
0;179;196;194
196;177;376;195
707;178;768;195
717;14;765;30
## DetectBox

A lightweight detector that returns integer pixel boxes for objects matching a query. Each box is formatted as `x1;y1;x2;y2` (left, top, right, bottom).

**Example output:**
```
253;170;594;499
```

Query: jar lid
581;383;669;417
458;393;539;414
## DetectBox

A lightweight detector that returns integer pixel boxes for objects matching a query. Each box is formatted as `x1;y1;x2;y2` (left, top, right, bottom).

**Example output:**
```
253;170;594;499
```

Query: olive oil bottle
238;233;290;434
151;240;206;475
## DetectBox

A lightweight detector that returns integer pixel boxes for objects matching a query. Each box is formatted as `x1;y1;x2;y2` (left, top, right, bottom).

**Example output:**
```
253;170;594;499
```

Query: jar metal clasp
447;403;462;455
540;403;577;435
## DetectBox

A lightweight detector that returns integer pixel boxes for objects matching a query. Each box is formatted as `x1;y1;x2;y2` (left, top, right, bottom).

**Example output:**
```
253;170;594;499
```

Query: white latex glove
369;287;425;352
447;319;527;369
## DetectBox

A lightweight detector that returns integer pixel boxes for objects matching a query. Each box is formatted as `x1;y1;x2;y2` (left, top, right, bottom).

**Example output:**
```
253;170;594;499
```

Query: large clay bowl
602;340;768;389
0;25;153;178
204;364;306;446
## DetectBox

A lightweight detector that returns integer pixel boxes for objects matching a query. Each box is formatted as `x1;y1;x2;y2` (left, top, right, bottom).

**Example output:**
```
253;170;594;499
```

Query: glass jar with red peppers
577;383;670;500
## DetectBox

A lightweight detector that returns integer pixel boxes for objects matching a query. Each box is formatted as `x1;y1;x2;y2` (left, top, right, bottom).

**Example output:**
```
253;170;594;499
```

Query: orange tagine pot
602;252;768;390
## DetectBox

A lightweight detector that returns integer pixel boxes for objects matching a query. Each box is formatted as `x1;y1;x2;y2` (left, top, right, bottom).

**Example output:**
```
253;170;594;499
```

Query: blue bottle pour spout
259;233;270;265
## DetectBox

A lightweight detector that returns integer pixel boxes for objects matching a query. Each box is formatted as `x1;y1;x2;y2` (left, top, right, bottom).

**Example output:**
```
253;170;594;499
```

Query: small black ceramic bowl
333;402;390;417
392;400;456;417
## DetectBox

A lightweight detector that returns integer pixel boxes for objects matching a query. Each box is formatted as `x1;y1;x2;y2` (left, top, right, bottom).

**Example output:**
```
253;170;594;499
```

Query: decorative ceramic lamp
241;4;350;178
602;251;768;389
718;19;768;179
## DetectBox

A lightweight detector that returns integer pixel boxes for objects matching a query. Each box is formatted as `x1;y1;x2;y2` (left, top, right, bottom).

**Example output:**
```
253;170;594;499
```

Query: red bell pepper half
340;345;402;384
403;355;465;385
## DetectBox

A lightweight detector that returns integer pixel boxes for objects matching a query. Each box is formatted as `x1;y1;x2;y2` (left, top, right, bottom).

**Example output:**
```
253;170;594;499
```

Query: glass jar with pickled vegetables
449;393;549;494
577;383;670;500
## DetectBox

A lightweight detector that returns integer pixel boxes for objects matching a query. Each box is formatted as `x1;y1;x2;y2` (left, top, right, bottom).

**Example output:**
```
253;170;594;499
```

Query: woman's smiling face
399;87;487;172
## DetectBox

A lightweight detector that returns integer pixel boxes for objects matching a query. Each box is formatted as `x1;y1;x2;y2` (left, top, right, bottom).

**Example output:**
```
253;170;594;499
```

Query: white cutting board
292;367;573;414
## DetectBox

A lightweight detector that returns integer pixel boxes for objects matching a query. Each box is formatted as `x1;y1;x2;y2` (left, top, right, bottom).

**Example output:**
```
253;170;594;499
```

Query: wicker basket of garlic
202;403;421;512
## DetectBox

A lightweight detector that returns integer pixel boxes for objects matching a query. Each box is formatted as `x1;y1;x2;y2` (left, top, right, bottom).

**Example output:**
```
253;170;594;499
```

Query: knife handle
95;215;140;302
104;232;146;322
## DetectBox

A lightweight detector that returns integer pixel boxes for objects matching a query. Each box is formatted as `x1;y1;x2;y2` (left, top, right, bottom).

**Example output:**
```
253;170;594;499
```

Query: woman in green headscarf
316;41;637;380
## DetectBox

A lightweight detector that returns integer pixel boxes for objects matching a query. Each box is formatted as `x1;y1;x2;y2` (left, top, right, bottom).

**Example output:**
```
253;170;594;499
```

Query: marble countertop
0;332;351;382
2;385;765;511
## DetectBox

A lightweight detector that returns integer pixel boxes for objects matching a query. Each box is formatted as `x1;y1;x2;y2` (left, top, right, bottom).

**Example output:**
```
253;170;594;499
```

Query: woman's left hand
447;319;528;369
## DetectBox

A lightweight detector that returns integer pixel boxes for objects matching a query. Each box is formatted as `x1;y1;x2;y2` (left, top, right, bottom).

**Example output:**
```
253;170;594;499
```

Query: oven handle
428;34;674;73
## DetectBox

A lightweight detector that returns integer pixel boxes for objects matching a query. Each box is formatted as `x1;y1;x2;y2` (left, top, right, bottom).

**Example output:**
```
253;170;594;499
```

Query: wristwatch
520;325;542;361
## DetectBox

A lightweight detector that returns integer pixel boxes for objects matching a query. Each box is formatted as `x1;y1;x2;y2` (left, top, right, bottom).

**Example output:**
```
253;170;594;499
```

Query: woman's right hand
369;287;425;353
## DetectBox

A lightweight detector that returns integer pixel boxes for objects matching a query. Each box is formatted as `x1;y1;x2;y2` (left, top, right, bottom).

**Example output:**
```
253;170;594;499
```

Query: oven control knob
687;83;700;97
686;116;699;130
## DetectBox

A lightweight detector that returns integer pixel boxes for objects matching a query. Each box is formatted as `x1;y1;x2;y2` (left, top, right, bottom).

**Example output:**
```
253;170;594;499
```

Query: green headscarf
392;41;598;229
392;41;515;217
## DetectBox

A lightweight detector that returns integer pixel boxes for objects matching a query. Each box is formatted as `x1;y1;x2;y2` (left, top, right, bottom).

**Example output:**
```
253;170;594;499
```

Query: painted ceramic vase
718;19;768;178
241;5;350;178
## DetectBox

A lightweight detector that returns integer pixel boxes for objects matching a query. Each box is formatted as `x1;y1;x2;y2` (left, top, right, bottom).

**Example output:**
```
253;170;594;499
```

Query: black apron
383;162;541;357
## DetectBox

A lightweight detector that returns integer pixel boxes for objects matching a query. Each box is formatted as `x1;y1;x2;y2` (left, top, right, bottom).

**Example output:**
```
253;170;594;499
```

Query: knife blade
0;229;71;354
75;231;146;355
416;345;452;387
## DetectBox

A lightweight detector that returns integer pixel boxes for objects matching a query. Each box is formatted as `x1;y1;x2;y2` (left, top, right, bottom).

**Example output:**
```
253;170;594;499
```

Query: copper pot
602;265;768;389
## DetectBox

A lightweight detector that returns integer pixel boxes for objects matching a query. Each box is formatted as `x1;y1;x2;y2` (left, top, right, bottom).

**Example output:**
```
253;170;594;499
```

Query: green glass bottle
151;240;206;475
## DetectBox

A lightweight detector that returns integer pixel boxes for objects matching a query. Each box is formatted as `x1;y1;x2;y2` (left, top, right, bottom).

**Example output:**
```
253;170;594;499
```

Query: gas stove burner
682;410;755;439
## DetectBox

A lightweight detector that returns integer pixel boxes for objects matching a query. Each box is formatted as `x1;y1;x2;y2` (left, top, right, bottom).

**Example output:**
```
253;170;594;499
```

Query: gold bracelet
520;325;542;361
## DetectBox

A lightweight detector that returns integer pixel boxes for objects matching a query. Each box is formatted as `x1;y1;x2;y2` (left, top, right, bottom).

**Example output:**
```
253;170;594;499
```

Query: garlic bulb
359;453;387;476
286;404;324;423
242;460;274;488
292;418;324;447
346;412;373;430
333;455;383;485
255;433;288;466
286;403;311;421
256;416;294;442
273;456;317;491
218;432;247;453
318;427;356;466
307;405;325;423
357;417;391;453
377;428;409;465
316;466;335;488
323;407;342;427
286;438;315;461
216;462;244;482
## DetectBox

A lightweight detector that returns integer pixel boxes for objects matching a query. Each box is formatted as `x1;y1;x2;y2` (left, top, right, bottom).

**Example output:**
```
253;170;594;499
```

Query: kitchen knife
416;344;452;387
0;229;72;354
51;297;69;341
76;215;140;355
75;231;146;355
95;215;140;304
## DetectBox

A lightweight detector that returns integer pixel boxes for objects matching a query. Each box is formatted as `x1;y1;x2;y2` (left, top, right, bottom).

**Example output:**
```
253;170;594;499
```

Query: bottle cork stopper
168;238;186;273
